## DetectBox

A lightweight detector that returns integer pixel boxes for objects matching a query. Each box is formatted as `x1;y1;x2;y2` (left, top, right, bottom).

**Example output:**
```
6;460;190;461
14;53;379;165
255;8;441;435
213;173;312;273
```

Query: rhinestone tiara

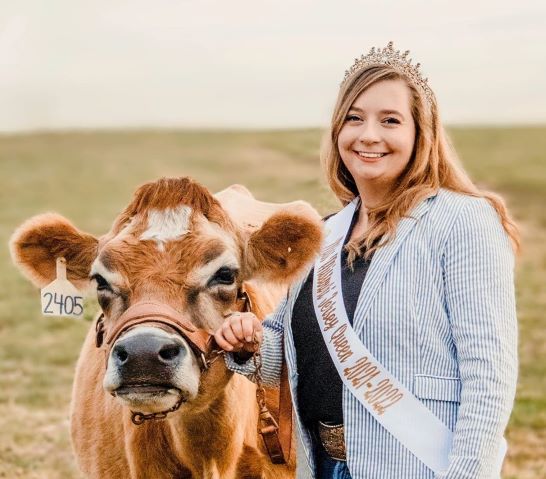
341;41;433;104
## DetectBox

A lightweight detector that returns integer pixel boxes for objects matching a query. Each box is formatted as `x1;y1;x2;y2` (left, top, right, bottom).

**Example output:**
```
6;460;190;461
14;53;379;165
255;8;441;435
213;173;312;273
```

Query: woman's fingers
213;330;235;351
222;321;243;348
242;314;261;342
214;312;262;353
229;313;245;341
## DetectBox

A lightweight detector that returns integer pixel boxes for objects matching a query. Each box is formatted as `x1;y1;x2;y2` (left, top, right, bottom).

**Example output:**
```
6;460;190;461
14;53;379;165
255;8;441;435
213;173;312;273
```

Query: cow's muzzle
111;328;186;394
103;323;200;417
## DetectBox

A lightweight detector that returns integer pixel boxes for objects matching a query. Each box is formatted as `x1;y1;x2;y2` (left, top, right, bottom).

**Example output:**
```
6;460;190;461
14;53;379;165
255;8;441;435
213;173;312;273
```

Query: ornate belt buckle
318;421;346;461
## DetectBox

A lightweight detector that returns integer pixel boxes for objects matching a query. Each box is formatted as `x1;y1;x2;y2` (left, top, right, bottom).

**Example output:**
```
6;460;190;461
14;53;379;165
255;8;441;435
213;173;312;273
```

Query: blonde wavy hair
321;65;520;262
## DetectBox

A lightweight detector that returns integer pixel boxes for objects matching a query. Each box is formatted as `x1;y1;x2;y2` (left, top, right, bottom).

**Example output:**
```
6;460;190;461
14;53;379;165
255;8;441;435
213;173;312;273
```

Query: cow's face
93;198;246;413
11;178;322;415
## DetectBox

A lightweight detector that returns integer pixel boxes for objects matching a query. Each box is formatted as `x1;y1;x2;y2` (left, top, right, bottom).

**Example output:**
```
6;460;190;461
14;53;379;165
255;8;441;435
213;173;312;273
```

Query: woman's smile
354;151;389;162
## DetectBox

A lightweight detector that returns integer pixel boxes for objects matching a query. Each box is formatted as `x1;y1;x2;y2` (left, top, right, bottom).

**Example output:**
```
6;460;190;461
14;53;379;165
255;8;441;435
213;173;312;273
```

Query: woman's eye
345;114;362;122
209;267;236;286
382;117;400;124
92;274;111;292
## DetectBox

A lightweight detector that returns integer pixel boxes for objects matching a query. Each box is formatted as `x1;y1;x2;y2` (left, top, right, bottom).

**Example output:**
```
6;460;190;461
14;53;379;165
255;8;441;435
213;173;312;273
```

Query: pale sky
0;0;545;132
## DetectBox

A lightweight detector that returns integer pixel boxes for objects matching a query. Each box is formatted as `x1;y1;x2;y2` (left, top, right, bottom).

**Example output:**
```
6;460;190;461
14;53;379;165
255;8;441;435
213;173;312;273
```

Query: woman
214;42;519;479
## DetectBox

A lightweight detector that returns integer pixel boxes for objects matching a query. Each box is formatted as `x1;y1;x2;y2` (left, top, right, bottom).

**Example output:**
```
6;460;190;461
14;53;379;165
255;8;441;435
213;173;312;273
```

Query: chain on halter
131;395;186;425
129;349;226;425
128;348;228;425
253;341;267;411
130;339;272;428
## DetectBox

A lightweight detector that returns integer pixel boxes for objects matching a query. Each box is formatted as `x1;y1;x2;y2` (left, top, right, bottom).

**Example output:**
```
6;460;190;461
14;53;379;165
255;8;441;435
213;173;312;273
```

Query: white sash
312;199;506;475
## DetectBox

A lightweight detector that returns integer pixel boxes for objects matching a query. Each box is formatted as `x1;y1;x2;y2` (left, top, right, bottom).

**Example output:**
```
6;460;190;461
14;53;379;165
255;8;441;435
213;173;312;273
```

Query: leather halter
94;289;252;370
93;288;292;465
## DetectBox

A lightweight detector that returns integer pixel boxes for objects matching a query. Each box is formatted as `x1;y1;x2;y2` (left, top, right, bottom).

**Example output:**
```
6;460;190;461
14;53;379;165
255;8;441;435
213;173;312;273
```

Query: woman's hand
214;312;263;353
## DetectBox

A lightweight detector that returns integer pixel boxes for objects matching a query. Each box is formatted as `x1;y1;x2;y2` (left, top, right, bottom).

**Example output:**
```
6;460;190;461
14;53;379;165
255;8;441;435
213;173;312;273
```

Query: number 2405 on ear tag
40;257;84;319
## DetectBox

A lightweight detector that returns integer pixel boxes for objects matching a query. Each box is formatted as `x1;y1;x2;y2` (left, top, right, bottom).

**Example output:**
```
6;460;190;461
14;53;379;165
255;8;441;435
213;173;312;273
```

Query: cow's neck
175;369;256;478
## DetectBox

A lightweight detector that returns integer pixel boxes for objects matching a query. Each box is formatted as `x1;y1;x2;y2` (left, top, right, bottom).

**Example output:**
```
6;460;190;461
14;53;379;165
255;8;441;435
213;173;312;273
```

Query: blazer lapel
352;195;435;335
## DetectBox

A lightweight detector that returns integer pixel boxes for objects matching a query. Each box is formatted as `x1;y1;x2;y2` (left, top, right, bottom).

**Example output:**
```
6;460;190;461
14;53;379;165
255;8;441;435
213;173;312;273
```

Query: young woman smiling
215;42;519;479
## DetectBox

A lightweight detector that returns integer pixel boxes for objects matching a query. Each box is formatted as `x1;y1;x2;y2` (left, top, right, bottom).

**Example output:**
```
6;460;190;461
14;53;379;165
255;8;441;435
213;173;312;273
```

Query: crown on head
341;41;433;104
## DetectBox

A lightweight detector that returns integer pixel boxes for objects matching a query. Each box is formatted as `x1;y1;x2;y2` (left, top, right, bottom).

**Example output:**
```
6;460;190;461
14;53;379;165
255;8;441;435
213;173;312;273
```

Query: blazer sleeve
437;198;518;479
223;292;289;387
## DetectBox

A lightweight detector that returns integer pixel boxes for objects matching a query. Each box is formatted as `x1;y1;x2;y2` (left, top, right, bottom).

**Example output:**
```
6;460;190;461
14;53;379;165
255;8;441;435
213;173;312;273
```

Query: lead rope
253;339;286;464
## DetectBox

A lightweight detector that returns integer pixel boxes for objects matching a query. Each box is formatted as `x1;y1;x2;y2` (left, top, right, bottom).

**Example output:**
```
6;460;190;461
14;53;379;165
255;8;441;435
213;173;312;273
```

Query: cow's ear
243;207;323;284
10;213;99;289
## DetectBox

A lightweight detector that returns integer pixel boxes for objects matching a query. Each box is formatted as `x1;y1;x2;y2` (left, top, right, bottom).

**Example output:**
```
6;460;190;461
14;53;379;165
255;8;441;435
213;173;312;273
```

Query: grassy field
0;127;544;478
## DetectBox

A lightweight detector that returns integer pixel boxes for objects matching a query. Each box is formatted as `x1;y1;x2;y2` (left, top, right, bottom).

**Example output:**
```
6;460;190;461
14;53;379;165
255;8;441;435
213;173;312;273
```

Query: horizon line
2;122;546;137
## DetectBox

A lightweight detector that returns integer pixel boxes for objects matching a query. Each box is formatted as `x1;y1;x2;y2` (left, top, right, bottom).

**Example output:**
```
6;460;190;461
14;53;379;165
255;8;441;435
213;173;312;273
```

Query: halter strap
95;289;252;369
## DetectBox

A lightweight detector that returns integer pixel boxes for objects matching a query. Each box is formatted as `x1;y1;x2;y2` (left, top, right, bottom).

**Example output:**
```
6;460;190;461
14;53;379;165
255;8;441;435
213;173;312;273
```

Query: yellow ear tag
40;257;84;319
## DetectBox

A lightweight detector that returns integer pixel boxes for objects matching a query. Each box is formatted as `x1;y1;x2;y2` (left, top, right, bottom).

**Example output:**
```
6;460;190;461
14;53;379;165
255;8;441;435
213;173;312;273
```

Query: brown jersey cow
10;177;322;479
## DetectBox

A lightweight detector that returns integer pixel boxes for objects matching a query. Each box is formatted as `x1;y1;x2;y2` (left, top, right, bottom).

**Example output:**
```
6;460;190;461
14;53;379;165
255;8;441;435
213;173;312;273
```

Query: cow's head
10;177;322;415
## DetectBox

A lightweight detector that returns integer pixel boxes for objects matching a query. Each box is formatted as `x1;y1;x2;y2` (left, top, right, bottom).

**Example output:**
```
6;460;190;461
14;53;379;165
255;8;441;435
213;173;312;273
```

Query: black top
291;208;372;427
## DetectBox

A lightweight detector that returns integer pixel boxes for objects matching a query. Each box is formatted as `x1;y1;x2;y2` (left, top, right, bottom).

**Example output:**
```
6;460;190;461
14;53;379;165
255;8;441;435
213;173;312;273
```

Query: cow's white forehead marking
140;205;192;250
90;259;124;286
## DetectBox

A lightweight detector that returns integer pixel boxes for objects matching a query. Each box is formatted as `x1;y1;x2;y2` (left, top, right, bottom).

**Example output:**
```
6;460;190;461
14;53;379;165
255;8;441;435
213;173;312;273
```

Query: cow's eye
92;274;112;292
209;267;237;286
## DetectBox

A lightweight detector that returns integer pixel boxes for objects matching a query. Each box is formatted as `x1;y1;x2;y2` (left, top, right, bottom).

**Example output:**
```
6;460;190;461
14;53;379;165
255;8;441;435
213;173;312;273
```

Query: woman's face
337;79;416;200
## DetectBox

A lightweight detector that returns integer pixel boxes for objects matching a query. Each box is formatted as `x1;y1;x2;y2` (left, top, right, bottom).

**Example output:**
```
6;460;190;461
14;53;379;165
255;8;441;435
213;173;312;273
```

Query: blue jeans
316;447;352;479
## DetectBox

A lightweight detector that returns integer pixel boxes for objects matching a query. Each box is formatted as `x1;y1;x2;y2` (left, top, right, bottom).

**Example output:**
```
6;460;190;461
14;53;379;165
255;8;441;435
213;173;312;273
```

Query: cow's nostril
158;344;181;362
114;345;129;364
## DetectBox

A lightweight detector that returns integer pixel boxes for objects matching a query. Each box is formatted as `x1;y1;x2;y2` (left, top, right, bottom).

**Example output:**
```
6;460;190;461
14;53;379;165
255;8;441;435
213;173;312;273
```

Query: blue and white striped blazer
226;188;518;479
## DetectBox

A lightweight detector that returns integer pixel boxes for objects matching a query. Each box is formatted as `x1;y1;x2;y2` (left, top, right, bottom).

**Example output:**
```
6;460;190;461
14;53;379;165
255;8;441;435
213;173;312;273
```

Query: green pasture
0;127;544;478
